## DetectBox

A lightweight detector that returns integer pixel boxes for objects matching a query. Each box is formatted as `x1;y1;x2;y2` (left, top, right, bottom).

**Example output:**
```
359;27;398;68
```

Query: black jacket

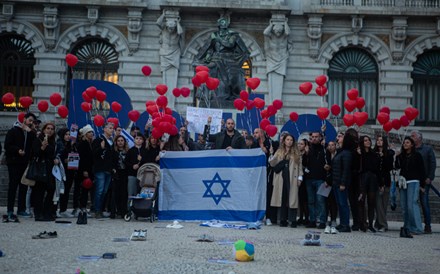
92;135;114;173
331;149;353;187
396;151;426;187
125;146;149;177
305;143;331;180
208;129;246;149
78;139;94;179
4;124;36;165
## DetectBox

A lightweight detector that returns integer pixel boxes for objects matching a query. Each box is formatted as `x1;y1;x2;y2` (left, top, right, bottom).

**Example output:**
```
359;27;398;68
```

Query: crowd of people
2;114;437;239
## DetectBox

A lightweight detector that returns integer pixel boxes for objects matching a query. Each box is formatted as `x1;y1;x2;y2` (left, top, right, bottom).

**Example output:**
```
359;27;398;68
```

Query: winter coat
269;153;303;208
4;123;36;165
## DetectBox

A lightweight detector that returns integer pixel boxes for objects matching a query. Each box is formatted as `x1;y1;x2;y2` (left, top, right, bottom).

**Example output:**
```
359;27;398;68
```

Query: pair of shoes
377;227;386;232
130;229;147;241
59;211;74;218
424;225;432;234
296;218;304;225
338;226;351;233
303;233;321;246
368;226;376;233
265;219;272;226
17;211;31;218
324;225;331;234
330;227;338;234
351;225;360;231
317;223;326;229
7;214;19;223
290;222;297;228
32;231;57;239
102;212;111;218
2;215;9;223
306;223;317;228
390;203;396;211
400;227;413;238
71;209;78;217
279;221;288;227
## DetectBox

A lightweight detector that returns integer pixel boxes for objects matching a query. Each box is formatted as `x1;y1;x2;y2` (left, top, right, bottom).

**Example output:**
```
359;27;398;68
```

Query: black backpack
76;210;87;225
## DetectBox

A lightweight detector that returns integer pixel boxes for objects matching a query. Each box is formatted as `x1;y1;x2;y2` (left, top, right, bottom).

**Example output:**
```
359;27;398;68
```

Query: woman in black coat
31;122;57;221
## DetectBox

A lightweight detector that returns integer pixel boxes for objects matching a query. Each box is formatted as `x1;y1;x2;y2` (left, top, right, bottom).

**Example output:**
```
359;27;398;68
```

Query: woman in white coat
269;133;303;227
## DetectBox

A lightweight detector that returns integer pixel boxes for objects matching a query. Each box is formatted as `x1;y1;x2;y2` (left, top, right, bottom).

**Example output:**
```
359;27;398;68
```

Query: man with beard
207;118;245;150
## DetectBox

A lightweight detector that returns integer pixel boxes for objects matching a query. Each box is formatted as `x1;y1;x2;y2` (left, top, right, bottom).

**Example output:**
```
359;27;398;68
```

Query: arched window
411;49;440;126
328;48;378;121
68;37;119;83
0;33;35;111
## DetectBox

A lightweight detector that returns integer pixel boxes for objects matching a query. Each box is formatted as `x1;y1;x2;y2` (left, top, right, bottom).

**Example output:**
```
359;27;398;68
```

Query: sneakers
32;231;57;239
265;218;272;226
330;226;338;234
130;229;147;241
17;211;31;218
102;212;111;218
368;226;376;233
324;225;331;234
3;213;19;223
59;211;74;218
71;209;78;217
303;233;321;246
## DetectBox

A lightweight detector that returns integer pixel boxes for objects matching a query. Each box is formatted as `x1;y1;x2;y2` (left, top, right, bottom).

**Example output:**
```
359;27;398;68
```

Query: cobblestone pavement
1;210;440;274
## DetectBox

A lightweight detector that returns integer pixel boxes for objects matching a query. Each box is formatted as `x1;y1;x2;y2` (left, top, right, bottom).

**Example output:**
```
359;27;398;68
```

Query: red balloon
180;87;191;97
195;65;209;73
315;75;328;86
383;121;393;132
259;119;271;131
141;65;152;76
344;99;357;112
289;112;299;122
316;107;330;120
152;117;162;128
347;88;359;100
151;127;163;139
354;112;368;127
196;71;209;84
206;77;220;90
233;99;245;111
146;100;156;107
107;117;119;127
330;104;341;116
404;107;418;121
146;105;159;115
299;82;313;95
267;105;277;117
315;86;328;96
162;114;173;123
356;97;365;110
343;114;355;127
273;99;283;110
82;91;92;103
156;95;168;108
111;101;122;113
86;86;97;99
260;109;269;119
17;112;25;123
377;112;390;125
169;125;178;136
128;110;140;122
246;78;261;90
19;96;33;108
172;88;181;97
38;100;49;113
379;106;390;115
82;178;93;189
239;90;249;101
93;115;105;127
266;125;278;137
165;107;173;115
57;105;69;118
65;54;78;67
49;93;62;106
400;115;410;127
81;102;91;112
192;76;202;87
391;119;401;130
156;84;168;95
96;90;107;102
246;100;255;110
2;92;15;104
254;97;265;109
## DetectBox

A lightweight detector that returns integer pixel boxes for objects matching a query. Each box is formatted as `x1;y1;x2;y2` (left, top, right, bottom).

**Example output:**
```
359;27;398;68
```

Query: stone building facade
0;0;439;141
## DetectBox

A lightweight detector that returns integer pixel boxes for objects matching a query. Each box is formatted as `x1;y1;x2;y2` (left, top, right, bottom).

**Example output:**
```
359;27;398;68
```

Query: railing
320;0;440;7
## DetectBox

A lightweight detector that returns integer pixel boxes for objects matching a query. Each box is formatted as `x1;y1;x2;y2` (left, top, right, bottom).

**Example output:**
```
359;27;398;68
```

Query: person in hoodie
4;112;37;221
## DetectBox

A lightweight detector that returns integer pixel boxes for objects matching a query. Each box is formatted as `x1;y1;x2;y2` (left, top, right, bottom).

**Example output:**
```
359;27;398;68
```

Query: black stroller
124;163;160;222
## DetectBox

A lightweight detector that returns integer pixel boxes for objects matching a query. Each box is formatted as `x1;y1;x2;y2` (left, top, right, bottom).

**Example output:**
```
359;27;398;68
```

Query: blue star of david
202;172;231;205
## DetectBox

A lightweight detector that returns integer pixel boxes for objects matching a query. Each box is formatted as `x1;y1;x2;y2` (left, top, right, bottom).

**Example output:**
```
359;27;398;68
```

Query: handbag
398;176;407;189
76;210;87;225
26;157;50;183
21;164;36;186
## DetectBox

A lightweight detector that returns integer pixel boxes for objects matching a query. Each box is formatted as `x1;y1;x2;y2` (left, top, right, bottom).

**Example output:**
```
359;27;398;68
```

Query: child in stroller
124;163;160;222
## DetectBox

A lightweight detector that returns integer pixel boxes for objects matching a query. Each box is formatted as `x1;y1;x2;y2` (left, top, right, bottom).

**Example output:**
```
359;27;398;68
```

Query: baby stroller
124;163;160;222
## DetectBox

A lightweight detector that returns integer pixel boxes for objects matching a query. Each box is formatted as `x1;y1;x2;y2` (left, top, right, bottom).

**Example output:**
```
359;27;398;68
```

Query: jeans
306;179;327;224
94;171;112;213
333;185;350;226
419;184;431;227
399;180;423;234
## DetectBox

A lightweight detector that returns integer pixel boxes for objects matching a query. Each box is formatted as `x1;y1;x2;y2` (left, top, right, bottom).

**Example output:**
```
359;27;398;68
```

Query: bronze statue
195;16;250;108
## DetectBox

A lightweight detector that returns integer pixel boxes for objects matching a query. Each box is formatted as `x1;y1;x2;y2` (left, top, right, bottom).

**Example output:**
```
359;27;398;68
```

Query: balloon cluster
191;66;220;91
339;88;368;127
376;106;418;133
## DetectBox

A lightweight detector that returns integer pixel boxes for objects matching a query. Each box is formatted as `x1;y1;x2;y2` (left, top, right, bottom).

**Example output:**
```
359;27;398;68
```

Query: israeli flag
159;149;267;222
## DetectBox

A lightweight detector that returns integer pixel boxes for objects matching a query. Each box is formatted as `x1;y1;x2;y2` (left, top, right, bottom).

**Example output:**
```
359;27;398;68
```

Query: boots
400;227;413;238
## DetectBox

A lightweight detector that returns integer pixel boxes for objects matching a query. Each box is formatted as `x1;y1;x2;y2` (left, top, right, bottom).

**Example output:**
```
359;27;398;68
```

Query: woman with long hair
145;135;161;164
31;122;57;221
357;135;380;233
373;135;395;232
395;136;425;238
296;138;309;226
324;140;339;234
110;135;129;218
269;133;303;227
345;128;361;231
